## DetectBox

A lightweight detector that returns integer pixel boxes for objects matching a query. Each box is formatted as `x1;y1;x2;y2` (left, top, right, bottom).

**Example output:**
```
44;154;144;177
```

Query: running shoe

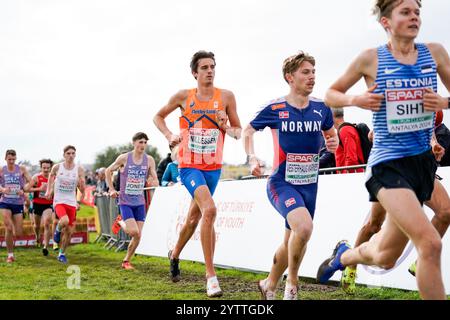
42;247;49;257
257;279;276;300
206;276;223;298
58;254;68;264
53;242;59;251
112;215;123;235
53;229;61;244
168;250;181;282
341;267;357;295
316;240;351;284
121;261;135;270
6;256;15;263
283;283;299;300
408;261;417;277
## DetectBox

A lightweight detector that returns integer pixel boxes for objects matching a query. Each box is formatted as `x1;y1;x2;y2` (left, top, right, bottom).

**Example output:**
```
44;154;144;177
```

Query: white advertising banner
137;167;450;294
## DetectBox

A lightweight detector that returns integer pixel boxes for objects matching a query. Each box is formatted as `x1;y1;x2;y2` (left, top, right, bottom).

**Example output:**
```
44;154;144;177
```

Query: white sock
8;253;14;258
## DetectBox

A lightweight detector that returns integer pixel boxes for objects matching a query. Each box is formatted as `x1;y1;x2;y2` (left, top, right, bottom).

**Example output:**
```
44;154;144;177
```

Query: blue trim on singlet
367;43;437;168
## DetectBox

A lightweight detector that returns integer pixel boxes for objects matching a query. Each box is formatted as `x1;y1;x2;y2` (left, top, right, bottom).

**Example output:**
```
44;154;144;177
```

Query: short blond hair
282;51;315;83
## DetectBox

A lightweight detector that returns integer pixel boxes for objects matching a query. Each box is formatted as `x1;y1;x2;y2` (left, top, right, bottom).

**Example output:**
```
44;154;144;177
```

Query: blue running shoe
53;229;61;244
316;240;351;284
58;254;67;264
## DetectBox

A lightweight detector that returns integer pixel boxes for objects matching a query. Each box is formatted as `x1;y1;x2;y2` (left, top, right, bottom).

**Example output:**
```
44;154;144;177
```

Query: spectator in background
85;170;96;186
332;108;365;173
162;146;180;186
94;168;108;196
434;110;450;167
156;149;173;186
319;135;336;172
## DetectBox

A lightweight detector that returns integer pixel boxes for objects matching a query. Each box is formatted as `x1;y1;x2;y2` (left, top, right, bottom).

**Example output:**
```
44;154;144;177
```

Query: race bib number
57;179;76;194
4;184;20;199
285;153;319;185
386;88;434;133
39;183;47;198
188;128;219;154
125;177;145;195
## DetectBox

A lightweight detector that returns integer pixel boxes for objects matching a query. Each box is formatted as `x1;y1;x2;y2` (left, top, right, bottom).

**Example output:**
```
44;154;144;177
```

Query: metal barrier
94;195;111;243
94;188;156;251
240;164;367;180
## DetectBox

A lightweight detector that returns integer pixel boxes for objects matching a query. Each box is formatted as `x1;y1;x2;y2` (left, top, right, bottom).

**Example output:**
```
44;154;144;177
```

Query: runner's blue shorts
0;202;24;215
266;177;318;230
179;168;221;198
119;205;146;222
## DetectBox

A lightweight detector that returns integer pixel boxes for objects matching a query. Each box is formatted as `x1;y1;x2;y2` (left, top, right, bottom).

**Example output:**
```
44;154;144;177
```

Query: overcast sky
1;0;450;167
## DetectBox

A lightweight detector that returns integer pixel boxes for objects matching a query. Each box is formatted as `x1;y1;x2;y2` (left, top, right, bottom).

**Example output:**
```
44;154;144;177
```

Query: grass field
0;205;443;300
0;240;427;300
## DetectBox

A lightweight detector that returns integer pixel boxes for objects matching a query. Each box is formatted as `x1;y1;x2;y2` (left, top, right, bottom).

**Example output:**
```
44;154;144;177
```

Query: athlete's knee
128;228;140;238
5;223;14;233
434;205;450;224
59;216;69;225
202;205;217;222
186;213;202;228
367;219;383;235
291;223;313;243
417;236;442;261
373;251;397;270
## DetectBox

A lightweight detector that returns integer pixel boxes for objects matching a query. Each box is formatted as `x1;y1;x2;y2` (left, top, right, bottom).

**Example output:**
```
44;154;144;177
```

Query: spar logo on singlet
188;128;220;154
385;77;434;133
125;167;147;196
285;153;319;185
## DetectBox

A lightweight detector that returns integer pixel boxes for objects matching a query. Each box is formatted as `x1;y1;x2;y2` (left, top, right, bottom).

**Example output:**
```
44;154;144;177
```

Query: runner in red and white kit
29;159;54;256
46;146;85;264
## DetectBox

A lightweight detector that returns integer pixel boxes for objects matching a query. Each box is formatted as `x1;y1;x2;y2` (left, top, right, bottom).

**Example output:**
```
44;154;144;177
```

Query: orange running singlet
178;88;225;171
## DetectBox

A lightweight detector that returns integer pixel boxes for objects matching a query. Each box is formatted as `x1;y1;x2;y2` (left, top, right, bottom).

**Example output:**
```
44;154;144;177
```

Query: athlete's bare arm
27;174;41;193
77;166;86;201
154;90;189;148
242;124;264;177
21;165;33;193
325;49;384;111
221;90;242;140
431;132;445;162
146;155;159;188
322;127;339;154
45;164;59;199
105;153;127;197
0;168;9;194
424;43;450;111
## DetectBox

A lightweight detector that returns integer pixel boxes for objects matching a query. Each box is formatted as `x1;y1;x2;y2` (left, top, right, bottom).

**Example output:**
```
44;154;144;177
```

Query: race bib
188;128;219;154
285;153;319;185
4;184;20;199
386;88;434;133
125;177;145;195
57;179;76;194
39;183;47;198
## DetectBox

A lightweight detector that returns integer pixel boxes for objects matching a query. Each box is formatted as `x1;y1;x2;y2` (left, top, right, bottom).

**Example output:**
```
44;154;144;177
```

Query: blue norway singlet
368;43;437;168
250;97;334;184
